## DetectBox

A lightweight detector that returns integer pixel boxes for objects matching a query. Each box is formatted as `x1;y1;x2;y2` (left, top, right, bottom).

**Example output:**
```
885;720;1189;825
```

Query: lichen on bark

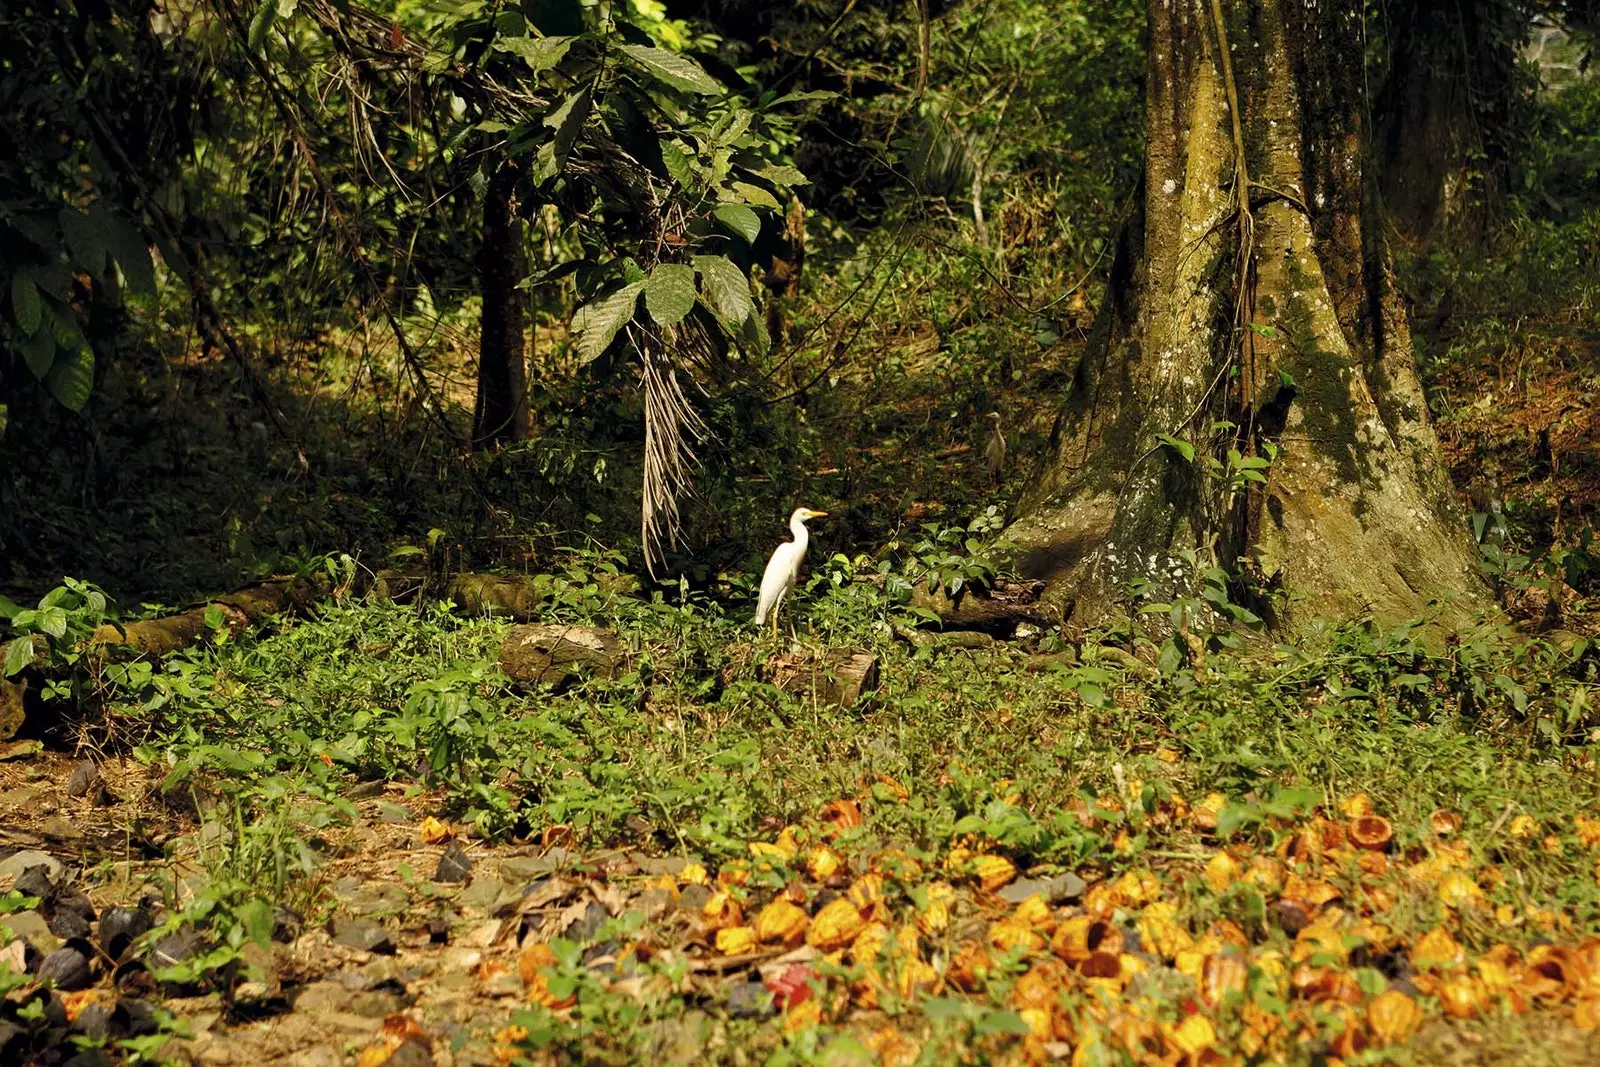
1010;0;1485;631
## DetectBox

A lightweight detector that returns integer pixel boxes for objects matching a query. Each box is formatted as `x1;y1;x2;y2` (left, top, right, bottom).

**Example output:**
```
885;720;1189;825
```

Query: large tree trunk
1009;0;1486;632
1375;0;1519;248
473;161;531;449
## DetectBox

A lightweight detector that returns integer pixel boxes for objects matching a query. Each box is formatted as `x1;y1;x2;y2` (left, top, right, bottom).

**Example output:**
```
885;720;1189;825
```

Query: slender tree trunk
1009;0;1485;631
473;161;530;449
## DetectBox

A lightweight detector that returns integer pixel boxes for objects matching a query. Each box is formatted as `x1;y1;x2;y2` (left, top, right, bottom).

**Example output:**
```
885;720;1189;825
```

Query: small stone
676;884;712;914
639;888;674;921
0;785;45;811
65;761;102;799
347;990;404;1017
150;929;205;968
49;910;92;940
373;802;412;825
329;918;396;955
726;979;776;1019
565;902;609;943
0;937;34;974
0;850;63;883
434;841;473;884
998;872;1088;905
427;918;450;945
40;815;84;842
38;945;92;990
73;1003;116;1040
1275;899;1312;935
99;906;153;961
456;878;501;914
497;850;577;882
4;910;59;954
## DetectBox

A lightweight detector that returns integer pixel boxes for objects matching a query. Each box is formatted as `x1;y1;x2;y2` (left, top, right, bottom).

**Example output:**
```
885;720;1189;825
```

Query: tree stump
501;624;626;686
763;650;880;709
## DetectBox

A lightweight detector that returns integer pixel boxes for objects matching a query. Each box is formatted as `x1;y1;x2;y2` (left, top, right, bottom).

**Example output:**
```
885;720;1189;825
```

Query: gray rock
3;910;58;954
434;841;473;884
0;849;63;883
373;802;412;825
497;850;577;882
329;918;396;955
65;761;102;799
38;945;92;990
725;979;776;1019
676;884;712;914
998;872;1088;905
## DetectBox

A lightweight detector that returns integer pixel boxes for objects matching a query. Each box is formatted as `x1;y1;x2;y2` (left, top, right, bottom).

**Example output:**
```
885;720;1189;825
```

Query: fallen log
90;576;326;655
763;649;880;709
501;624;627;686
907;580;1055;635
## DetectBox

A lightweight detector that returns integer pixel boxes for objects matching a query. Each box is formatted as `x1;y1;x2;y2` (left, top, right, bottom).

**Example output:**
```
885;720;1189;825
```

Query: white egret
755;507;828;637
983;411;1006;483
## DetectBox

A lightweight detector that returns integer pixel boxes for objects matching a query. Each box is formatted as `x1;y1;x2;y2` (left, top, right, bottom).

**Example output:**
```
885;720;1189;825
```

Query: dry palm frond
636;324;708;577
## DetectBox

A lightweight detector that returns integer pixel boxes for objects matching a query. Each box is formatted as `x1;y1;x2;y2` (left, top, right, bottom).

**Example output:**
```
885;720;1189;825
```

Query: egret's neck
790;515;810;549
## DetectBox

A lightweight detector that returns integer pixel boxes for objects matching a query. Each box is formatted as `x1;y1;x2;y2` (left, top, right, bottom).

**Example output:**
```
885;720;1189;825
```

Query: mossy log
907;581;1054;635
763;649;880;709
500;624;627;686
89;577;325;655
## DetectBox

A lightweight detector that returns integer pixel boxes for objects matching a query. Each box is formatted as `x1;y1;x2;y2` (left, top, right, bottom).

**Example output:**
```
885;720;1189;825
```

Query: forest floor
2;279;1599;1064
4;575;1600;1065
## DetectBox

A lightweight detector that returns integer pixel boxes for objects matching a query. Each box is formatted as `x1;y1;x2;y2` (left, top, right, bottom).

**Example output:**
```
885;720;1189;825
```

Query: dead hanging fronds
635;323;710;577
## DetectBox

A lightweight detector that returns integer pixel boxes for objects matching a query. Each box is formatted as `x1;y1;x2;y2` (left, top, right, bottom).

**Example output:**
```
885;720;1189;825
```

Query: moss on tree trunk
1009;0;1485;631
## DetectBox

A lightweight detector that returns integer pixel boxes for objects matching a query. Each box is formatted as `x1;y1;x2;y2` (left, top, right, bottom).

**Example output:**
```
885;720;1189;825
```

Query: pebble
433;841;473;884
0;849;63;883
329;918;396;956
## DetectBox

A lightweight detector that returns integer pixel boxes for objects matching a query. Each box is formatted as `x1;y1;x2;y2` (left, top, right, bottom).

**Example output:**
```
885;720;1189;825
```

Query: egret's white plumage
755;507;827;635
983;411;1006;481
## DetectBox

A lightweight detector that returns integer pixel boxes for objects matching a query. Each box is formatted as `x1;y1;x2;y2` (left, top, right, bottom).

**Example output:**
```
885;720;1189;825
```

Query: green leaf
0;594;22;620
712;204;760;245
43;343;94;411
742;162;808;186
730;181;781;209
247;0;277;51
973;1010;1032;1037
570;281;645;364
10;272;40;336
660;141;694;186
692;255;753;325
644;264;696;326
3;637;33;677
18;308;56;378
493;35;575;74
92;204;156;296
536;89;592;182
1156;433;1195;463
619;45;721;95
58;210;105;279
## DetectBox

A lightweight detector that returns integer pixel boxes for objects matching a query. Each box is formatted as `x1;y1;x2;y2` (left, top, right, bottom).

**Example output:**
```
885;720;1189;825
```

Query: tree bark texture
1010;0;1485;630
473;161;531;449
1375;0;1518;247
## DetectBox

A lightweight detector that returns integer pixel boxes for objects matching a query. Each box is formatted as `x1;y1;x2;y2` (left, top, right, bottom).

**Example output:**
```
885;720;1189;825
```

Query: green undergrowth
32;551;1587;951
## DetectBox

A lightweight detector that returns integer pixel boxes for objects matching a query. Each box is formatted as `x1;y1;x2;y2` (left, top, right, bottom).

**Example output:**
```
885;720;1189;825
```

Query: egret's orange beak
810;510;829;519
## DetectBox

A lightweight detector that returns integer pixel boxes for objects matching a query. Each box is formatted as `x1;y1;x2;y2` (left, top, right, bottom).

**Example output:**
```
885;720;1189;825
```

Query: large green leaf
3;636;33;678
644;264;696;326
493;35;575;74
692;255;753;326
570;281;645;364
92;205;156;296
660;142;694;187
59;209;106;279
619;45;721;95
10;271;40;335
18;305;56;378
247;0;278;51
730;182;781;210
712;204;761;245
43;343;93;411
535;89;592;182
741;162;809;186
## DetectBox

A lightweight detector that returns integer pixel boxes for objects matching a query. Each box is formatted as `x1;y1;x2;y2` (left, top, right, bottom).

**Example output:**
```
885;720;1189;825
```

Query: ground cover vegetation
1;0;1600;1064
